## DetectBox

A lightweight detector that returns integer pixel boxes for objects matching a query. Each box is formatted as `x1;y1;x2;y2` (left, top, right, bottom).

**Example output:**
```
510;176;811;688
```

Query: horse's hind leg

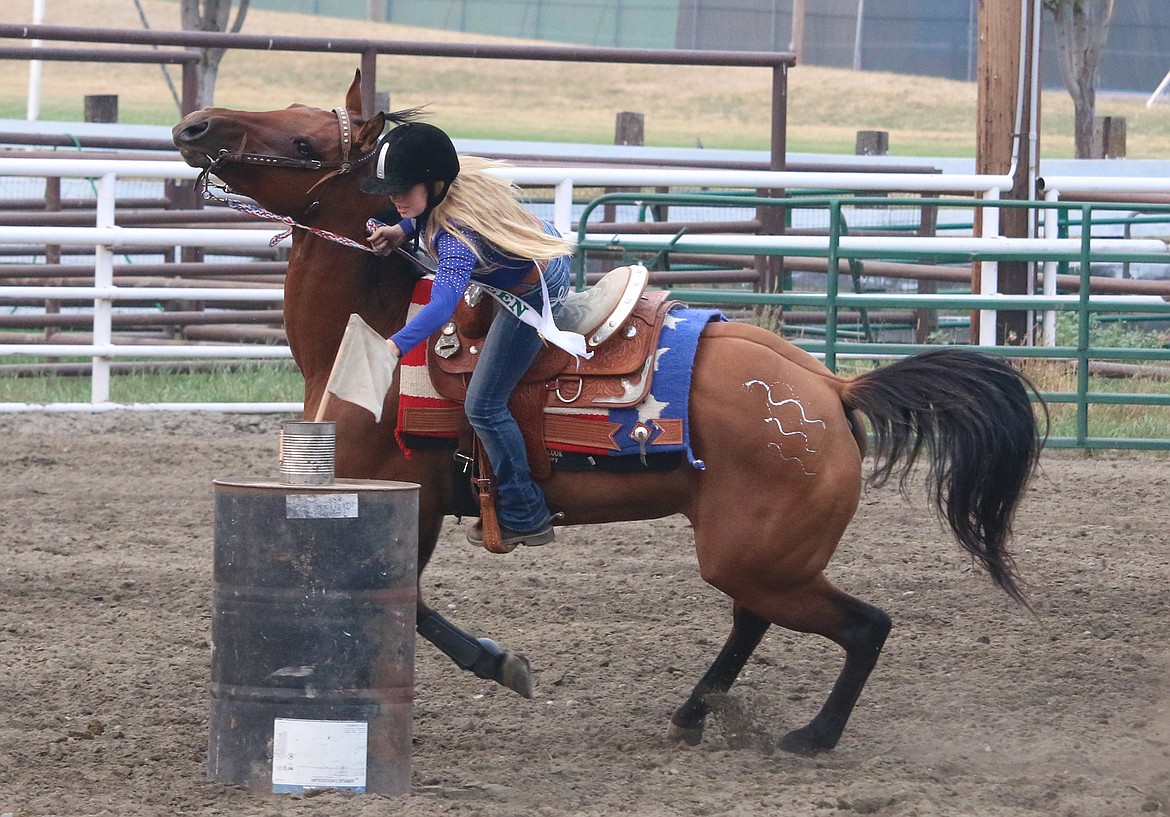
667;604;770;746
761;576;893;755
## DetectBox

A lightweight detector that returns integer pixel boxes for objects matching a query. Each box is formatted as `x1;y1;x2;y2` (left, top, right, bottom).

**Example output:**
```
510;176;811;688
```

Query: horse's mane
384;106;429;127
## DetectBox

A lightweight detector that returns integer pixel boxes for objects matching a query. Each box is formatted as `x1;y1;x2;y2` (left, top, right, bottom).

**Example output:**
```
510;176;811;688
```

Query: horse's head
173;71;424;388
171;70;387;222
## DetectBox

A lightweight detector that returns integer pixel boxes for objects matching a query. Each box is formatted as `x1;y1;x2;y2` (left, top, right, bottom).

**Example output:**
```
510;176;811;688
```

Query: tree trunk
181;0;251;109
1048;0;1114;158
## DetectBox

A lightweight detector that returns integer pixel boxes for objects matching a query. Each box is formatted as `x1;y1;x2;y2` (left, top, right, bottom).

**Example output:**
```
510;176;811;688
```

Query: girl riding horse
364;120;580;550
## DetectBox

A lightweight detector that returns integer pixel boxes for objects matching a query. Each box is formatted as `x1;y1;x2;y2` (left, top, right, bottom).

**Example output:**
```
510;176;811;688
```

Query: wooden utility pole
789;0;805;62
975;0;1040;344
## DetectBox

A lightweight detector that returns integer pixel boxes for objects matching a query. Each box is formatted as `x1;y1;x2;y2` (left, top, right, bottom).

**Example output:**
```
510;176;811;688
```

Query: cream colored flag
324;314;399;422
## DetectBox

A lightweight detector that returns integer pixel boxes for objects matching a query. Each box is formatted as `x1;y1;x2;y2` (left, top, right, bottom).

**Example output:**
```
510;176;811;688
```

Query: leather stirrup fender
474;449;513;554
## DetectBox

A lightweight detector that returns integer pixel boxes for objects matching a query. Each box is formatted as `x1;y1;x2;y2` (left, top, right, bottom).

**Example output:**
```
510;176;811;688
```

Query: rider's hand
386;338;401;372
368;223;406;256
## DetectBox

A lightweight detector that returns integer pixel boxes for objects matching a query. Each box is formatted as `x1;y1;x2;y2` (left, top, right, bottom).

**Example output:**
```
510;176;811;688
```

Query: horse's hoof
499;651;534;698
777;725;834;756
666;721;704;746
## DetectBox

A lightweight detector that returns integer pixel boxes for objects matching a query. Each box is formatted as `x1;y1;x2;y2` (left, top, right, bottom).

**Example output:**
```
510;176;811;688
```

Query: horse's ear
345;69;363;116
356;111;386;151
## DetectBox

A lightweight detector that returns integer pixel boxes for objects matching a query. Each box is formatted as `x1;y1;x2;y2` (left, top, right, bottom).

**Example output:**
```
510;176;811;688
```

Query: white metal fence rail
1;156;1167;412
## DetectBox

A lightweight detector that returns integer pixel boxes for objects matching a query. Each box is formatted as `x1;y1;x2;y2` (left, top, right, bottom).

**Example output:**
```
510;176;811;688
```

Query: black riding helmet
360;121;460;205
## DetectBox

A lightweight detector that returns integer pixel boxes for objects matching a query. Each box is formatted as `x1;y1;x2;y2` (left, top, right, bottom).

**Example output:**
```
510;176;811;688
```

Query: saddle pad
544;305;725;466
396;277;462;450
396;277;725;468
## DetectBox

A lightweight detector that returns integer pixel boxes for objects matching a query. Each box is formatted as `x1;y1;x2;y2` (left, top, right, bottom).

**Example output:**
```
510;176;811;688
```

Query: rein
218;199;432;276
222;198;379;251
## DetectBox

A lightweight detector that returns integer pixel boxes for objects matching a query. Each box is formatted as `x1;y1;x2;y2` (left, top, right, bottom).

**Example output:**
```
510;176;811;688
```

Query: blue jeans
464;254;571;531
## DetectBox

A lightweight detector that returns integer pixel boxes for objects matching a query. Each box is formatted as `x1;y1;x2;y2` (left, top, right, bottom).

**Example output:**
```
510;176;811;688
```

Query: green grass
0;361;305;404
2;345;1167;448
1024;316;1170;445
1026;363;1170;446
1054;311;1170;350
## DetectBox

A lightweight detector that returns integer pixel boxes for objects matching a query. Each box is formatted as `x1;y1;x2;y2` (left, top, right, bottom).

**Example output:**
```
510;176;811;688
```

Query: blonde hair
421;155;572;264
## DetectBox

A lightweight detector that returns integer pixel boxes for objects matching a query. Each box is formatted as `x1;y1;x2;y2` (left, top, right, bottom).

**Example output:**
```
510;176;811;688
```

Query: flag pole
314;324;353;422
313;390;334;423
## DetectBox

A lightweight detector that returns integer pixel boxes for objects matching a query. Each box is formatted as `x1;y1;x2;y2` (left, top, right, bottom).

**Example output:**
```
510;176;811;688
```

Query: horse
172;70;1045;756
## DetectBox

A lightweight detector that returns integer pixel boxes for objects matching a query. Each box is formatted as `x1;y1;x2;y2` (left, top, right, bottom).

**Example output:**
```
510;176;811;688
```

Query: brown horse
172;71;1044;755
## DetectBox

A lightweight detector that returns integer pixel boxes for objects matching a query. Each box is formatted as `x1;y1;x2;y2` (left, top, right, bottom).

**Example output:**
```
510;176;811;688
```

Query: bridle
196;106;378;215
194;106;432;274
195;105;400;254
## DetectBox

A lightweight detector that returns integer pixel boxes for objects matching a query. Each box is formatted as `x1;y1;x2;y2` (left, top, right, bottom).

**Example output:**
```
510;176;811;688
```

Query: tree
181;0;251;109
1043;0;1115;158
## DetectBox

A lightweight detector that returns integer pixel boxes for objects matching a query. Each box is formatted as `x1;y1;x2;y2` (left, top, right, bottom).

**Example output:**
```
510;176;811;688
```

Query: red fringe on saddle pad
395;277;461;458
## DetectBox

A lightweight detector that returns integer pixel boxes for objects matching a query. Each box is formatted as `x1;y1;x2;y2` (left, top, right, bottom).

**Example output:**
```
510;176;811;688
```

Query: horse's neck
283;233;415;381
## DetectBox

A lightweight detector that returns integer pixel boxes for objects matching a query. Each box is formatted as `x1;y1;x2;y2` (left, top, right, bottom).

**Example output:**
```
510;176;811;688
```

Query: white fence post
91;172;116;404
554;177;574;237
978;187;1000;346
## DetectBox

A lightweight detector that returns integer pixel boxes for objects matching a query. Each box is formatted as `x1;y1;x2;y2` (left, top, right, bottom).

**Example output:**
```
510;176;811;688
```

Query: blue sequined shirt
390;215;557;355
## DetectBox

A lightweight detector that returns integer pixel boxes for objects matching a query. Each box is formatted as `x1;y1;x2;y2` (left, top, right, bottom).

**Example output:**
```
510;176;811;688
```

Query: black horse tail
839;348;1047;604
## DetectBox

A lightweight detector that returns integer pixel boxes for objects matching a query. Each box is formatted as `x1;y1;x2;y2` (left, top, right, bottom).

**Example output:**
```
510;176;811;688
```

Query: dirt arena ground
0;410;1167;816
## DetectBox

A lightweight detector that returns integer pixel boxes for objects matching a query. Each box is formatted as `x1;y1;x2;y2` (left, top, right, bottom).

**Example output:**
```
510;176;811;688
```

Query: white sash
475;270;592;360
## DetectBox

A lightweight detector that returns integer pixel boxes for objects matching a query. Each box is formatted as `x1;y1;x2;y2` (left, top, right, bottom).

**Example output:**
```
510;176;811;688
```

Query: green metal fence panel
575;190;1170;452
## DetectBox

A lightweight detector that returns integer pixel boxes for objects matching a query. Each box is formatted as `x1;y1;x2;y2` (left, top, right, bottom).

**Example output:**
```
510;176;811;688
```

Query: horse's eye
293;139;315;157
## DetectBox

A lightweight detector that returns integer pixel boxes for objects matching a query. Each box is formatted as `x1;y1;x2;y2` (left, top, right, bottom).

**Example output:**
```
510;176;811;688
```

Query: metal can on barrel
278;420;336;485
209;478;418;795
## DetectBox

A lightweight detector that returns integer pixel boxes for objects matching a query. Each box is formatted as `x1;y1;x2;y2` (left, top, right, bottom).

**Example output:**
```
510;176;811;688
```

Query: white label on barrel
285;493;359;519
271;718;368;794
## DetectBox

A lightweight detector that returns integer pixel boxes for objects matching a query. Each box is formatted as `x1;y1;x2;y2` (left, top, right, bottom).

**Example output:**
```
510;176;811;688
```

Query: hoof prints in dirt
1;413;1168;816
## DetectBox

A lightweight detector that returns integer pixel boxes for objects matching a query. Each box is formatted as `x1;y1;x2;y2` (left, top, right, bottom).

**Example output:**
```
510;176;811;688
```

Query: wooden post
789;0;806;62
757;65;788;300
976;0;1039;345
1092;116;1127;158
361;50;378;118
614;111;644;145
374;91;390;114
605;112;645;224
855;130;889;156
44;178;61;344
1104;116;1126;158
914;195;939;344
180;59;199;115
84;94;118;123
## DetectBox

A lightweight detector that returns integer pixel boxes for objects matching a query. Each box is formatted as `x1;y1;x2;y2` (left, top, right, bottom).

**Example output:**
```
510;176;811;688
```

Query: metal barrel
209;478;419;796
278;420;336;485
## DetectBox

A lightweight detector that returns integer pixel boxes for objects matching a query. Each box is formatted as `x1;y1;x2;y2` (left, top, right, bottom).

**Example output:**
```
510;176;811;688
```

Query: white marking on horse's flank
744;379;827;475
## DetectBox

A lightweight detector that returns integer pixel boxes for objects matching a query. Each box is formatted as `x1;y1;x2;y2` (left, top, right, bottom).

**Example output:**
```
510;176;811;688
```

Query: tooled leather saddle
423;264;674;480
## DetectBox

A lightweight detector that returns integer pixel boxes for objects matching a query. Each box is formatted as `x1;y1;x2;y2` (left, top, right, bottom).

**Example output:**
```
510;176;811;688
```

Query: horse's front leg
412;505;533;698
416;603;534;698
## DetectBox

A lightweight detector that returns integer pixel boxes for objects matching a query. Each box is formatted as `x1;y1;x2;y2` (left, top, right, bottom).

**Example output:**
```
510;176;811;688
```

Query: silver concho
434;322;460;359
